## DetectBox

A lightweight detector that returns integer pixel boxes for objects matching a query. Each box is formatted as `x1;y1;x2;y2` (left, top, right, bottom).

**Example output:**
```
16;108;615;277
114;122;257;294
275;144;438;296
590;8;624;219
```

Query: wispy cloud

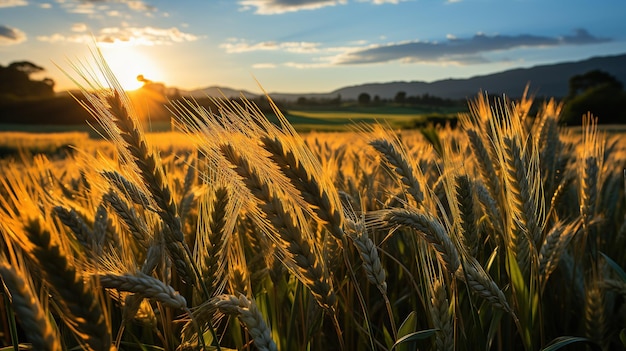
221;38;321;53
57;0;157;17
126;0;155;11
222;29;612;70
284;61;332;69
37;26;199;46
367;0;403;4
71;22;87;32
0;25;26;45
0;0;27;8
335;29;610;65
252;63;277;69
238;0;347;15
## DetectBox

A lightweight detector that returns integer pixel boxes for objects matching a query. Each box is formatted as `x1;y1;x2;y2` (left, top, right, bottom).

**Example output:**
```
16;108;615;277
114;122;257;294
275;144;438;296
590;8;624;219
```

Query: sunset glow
101;47;165;91
1;1;624;94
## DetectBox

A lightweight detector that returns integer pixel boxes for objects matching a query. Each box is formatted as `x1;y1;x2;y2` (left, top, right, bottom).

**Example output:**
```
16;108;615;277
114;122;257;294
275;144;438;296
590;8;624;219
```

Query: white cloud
238;0;346;15
252;63;277;69
126;0;155;11
0;25;26;45
37;26;199;46
55;0;158;19
221;39;321;53
284;61;332;69
0;0;27;8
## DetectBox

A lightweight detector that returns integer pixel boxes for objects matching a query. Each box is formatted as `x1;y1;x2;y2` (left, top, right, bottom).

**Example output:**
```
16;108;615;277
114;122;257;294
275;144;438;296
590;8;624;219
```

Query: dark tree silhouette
0;61;55;98
561;70;626;124
567;70;623;98
394;91;406;104
358;92;371;105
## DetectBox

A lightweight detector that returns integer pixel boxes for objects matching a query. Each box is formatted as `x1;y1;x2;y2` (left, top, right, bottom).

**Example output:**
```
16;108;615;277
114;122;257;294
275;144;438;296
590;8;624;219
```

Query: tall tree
0;61;55;98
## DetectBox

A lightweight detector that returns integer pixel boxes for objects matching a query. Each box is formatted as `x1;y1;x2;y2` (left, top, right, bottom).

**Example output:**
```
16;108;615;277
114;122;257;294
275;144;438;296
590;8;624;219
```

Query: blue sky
1;0;625;93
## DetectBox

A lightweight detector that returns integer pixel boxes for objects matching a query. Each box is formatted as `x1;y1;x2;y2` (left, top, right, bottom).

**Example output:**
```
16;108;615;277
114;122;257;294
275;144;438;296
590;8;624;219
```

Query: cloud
252;63;277;69
0;25;26;45
284;61;332;69
72;23;88;32
0;0;27;8
239;0;346;15
368;0;402;4
125;0;155;11
57;0;157;17
37;26;199;46
221;38;321;53
335;29;610;65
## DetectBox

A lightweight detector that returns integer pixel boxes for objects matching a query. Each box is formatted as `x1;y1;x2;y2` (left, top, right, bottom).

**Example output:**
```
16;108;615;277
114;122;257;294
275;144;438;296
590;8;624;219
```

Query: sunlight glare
100;46;165;91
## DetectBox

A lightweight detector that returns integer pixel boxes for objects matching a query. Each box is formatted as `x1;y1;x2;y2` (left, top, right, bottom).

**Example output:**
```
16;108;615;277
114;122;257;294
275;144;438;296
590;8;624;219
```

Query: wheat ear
583;278;606;348
101;170;153;209
25;219;112;351
466;128;501;201
220;143;336;312
99;272;187;309
213;294;278;351
456;257;514;315
103;190;150;249
261;134;345;240
197;186;230;297
455;175;479;255
53;205;94;250
500;136;538;274
378;208;460;275
538;220;580;287
0;262;62;351
430;278;454;351
369;138;424;206
349;229;387;292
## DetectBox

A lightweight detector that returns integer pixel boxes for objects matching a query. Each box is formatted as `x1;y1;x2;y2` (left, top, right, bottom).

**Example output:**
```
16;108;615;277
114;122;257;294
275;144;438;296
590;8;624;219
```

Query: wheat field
1;55;626;351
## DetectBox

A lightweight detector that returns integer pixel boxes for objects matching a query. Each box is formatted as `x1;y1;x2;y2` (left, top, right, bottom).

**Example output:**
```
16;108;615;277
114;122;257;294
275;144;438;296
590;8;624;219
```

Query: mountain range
185;53;626;102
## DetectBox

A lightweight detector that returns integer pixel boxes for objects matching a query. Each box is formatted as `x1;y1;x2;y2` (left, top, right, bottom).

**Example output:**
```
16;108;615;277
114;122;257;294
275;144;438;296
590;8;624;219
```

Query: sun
100;46;165;91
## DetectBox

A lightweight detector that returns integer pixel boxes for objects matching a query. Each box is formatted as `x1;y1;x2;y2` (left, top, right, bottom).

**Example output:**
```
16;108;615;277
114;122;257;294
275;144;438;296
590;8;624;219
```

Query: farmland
1;80;625;351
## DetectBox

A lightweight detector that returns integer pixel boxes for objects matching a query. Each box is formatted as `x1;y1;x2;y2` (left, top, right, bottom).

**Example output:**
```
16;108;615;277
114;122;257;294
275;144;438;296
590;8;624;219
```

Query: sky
1;0;625;94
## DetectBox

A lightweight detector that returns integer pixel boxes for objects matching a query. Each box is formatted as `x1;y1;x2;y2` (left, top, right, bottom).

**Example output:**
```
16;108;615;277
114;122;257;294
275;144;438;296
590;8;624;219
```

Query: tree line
1;59;625;125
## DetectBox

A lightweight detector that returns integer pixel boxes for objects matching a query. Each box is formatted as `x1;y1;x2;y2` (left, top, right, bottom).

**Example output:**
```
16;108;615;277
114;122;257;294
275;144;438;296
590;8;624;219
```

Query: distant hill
327;53;626;101
185;53;626;102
